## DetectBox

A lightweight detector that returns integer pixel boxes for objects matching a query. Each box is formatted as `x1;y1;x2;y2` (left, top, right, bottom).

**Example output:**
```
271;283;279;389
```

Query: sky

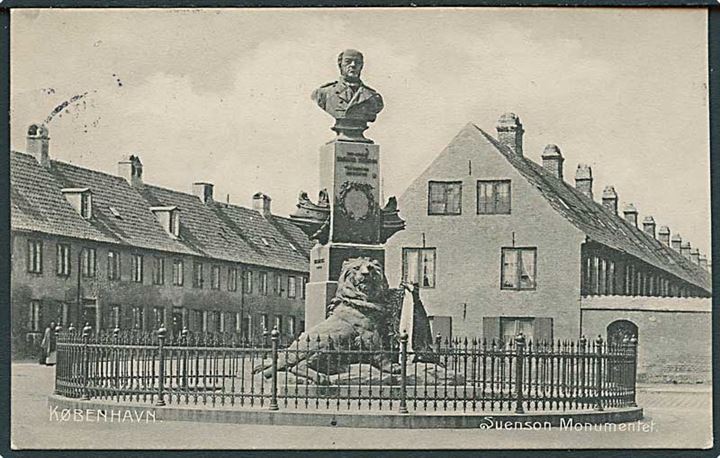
10;8;711;257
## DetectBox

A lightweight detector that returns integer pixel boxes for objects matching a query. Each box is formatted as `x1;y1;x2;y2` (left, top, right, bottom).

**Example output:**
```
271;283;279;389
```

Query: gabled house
385;115;711;382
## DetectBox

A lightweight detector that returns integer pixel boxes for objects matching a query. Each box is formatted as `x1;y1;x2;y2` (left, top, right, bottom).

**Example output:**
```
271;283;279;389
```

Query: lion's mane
327;257;391;315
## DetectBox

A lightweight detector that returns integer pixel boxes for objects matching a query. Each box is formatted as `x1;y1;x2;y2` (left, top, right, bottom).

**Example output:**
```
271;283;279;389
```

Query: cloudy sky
10;8;711;256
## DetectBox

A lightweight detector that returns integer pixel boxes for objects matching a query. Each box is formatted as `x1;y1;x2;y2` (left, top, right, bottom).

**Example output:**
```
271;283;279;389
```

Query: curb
48;395;644;429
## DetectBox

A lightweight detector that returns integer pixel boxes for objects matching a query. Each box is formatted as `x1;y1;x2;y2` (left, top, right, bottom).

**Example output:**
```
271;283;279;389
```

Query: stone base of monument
47;393;644;429
305;243;386;329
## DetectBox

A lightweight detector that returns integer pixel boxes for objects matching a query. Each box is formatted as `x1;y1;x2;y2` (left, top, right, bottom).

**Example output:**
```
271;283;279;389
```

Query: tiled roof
212;204;312;272
11;152;117;244
466;124;710;293
10;151;311;273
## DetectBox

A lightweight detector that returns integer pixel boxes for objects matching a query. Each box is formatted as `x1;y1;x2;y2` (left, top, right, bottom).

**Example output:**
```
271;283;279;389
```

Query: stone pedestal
304;139;385;329
305;243;386;328
320;140;380;245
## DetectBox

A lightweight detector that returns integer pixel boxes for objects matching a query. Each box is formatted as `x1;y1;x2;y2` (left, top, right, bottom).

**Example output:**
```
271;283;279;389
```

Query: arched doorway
606;319;638;346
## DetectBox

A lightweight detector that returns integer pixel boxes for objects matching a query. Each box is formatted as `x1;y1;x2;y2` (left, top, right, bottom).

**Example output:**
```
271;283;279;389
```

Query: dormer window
150;206;180;237
61;187;92;219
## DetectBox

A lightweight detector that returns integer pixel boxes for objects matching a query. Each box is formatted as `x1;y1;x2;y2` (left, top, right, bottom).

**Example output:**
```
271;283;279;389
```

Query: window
228;267;238;292
80;192;92;219
151;257;165;285
275;273;283;297
152;307;165;328
428;181;462;215
484;316;553;344
501;247;537;290
169;210;180;237
131;306;144;330
300;277;307;299
108;251;121;280
500;317;536;343
275;315;283;333
288;316;296;336
110;305;121;329
243;316;252;339
402;248;436;288
80;248;96;278
211;265;221;290
259;272;268;295
172;259;184;286
288;276;297;298
211;311;222;332
56;244;71;276
477;180;511;214
57;303;69;327
29;301;41;332
243;270;253;294
192;309;205;332
131;254;143;283
202;311;208;332
27;240;43;273
260;314;269;332
235;312;242;332
193;262;204;288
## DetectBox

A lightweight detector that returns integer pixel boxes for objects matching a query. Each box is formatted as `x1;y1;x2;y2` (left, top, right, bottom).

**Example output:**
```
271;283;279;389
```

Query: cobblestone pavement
10;363;713;450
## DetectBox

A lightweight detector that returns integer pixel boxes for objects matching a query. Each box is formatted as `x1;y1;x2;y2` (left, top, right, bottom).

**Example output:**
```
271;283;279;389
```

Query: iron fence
54;324;638;413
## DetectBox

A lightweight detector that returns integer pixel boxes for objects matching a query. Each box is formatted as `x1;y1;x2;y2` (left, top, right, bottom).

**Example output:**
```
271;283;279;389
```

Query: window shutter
533;317;553;345
482;316;501;343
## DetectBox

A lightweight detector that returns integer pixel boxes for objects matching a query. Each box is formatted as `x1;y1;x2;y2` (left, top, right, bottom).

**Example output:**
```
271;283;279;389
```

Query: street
10;363;713;450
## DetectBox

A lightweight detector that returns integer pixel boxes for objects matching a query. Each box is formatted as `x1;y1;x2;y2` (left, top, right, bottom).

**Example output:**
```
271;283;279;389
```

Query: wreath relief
337;181;377;223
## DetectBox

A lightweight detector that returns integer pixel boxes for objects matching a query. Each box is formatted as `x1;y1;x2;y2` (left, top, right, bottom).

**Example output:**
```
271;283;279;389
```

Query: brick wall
581;307;711;384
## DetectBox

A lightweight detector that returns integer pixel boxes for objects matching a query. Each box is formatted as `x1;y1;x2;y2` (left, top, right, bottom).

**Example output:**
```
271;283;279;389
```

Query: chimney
601;186;618;215
575;164;593;200
658;226;671;246
192;182;214;204
642;216;656;238
117;154;143;187
252;192;272;217
541;144;564;180
680;241;691;259
699;255;708;270
671;233;682;251
496;113;524;156
27;123;50;168
623;203;638;227
690;248;700;265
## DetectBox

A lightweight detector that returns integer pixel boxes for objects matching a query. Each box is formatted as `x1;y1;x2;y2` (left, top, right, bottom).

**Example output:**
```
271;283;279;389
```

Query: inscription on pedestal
320;141;381;244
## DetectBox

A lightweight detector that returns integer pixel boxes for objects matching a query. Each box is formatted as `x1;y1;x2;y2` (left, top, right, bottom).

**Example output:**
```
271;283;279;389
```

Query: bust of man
311;49;384;143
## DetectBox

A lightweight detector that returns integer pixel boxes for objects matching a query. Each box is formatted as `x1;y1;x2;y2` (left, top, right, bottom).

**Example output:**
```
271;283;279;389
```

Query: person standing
39;321;57;366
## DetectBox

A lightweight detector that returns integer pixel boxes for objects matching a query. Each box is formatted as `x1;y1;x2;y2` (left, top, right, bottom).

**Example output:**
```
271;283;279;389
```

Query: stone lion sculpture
255;257;412;383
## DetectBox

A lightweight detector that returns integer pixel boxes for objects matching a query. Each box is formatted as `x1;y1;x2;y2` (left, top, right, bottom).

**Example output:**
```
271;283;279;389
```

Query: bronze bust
311;49;384;143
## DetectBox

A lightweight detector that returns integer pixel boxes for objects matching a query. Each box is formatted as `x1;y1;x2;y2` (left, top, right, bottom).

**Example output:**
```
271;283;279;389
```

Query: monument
290;49;405;330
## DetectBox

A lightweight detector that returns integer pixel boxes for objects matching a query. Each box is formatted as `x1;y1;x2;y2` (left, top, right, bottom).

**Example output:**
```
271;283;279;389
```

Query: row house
385;114;711;382
11;124;312;357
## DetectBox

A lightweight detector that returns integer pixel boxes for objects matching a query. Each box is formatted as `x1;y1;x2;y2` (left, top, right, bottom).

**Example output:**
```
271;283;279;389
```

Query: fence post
594;335;604;411
398;331;409;414
81;322;92;400
514;333;525;414
181;327;189;389
53;325;61;395
269;327;280;411
156;324;167;407
629;336;638;407
113;327;120;400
